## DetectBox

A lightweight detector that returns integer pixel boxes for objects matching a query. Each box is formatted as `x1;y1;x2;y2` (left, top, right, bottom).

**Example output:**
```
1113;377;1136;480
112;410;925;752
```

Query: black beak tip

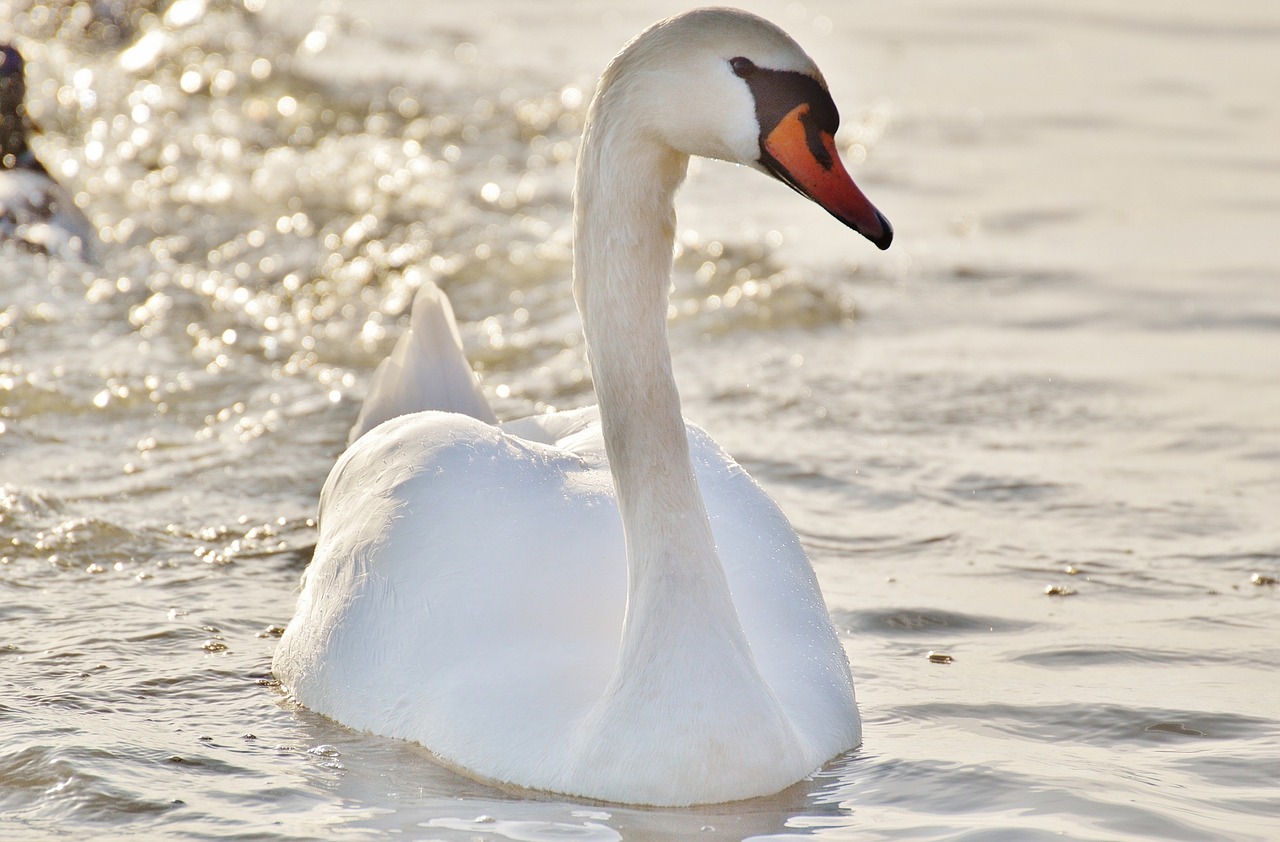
871;210;893;250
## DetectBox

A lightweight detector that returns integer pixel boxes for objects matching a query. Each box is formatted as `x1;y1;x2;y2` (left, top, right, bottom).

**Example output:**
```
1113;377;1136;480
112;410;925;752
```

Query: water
1;0;1278;838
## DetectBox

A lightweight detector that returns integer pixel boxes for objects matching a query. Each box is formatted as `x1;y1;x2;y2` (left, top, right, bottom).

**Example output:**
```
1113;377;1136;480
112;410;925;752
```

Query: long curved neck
573;90;758;688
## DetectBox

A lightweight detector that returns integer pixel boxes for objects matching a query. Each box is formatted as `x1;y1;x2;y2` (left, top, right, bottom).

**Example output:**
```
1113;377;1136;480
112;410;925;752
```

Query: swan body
0;45;97;263
275;7;892;806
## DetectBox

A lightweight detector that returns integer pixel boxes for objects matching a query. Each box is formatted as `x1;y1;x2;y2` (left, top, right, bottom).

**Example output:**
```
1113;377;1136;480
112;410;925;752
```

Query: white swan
274;7;892;806
0;45;97;263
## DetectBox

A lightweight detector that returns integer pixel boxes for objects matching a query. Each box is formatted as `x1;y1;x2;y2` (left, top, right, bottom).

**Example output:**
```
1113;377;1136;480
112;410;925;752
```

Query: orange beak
762;103;892;250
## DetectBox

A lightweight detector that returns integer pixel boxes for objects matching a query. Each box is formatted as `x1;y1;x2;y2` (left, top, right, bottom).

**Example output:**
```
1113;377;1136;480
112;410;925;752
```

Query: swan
0;44;97;262
274;7;892;806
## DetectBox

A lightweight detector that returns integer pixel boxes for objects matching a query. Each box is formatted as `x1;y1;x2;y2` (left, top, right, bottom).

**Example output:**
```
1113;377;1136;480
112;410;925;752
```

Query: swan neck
571;91;768;704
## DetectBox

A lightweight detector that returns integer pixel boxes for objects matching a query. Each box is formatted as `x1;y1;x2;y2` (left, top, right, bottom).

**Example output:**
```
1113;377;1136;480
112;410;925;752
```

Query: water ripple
834;607;1035;636
891;701;1274;746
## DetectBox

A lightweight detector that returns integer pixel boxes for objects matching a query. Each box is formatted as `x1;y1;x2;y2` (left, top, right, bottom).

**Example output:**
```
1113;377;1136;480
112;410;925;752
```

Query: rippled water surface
2;0;1278;839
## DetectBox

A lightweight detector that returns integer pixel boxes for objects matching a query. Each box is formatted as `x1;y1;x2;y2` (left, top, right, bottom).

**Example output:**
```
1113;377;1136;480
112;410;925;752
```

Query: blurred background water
1;0;1278;839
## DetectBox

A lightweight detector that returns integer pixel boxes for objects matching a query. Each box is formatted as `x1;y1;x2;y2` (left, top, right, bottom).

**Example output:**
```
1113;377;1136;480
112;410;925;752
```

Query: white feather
275;8;863;806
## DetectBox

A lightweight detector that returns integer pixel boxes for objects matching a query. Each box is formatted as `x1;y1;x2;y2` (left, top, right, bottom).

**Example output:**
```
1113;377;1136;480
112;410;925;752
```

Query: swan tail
348;281;498;444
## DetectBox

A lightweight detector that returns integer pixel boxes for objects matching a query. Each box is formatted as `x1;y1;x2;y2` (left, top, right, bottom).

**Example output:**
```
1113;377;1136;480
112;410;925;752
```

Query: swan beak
761;103;893;250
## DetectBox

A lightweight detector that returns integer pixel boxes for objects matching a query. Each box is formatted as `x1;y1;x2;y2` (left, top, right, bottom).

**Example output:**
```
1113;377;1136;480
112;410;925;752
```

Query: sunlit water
2;0;1278;839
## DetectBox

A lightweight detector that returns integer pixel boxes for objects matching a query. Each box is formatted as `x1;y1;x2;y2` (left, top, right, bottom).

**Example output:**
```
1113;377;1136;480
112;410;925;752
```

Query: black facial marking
801;109;832;169
729;59;840;166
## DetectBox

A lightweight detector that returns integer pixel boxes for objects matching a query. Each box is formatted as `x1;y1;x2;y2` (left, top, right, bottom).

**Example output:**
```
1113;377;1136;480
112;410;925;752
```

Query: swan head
599;8;892;250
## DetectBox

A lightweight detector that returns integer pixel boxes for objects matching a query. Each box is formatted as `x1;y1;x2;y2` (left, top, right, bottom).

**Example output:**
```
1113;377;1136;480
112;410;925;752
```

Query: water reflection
291;702;868;841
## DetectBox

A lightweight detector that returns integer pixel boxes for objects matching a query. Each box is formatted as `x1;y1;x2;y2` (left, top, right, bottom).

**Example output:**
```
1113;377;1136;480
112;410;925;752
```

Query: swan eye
729;56;757;78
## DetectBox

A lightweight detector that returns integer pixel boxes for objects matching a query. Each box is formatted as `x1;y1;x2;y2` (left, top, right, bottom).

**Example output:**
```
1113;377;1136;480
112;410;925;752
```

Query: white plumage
275;7;894;805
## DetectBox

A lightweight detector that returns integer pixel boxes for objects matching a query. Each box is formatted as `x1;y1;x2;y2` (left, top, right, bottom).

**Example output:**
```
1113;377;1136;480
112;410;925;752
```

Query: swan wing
276;410;625;781
348;282;498;444
686;423;860;757
277;409;856;786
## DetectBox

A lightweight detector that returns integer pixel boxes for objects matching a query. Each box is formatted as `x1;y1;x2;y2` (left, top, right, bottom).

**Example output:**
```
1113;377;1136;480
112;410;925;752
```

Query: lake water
2;0;1278;839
